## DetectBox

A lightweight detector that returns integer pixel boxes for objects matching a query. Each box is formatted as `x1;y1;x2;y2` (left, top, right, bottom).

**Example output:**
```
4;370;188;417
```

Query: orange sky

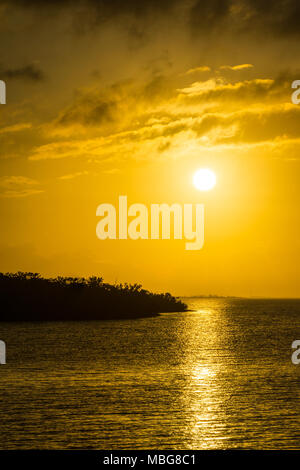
0;1;300;297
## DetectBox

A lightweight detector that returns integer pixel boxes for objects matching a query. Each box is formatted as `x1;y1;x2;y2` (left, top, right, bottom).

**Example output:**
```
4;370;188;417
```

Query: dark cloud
0;64;45;82
189;0;231;33
55;80;130;127
9;0;177;19
243;0;300;36
55;75;172;128
7;0;300;37
189;0;300;37
189;106;300;146
58;97;117;127
178;73;293;107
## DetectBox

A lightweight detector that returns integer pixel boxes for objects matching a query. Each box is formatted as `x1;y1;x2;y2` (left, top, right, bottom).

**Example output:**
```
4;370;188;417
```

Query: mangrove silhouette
0;272;187;321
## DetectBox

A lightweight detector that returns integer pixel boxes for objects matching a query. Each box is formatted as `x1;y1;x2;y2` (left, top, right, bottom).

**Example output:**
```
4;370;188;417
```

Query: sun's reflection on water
174;301;238;448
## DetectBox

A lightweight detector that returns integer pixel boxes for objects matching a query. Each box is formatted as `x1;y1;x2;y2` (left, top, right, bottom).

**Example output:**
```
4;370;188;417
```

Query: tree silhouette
0;272;187;321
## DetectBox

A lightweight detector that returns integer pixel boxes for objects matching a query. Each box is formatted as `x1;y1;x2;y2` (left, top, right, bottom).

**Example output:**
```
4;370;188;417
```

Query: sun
193;168;216;191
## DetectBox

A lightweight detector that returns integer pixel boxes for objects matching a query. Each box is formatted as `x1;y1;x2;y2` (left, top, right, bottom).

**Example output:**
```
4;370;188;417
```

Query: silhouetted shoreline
0;272;187;321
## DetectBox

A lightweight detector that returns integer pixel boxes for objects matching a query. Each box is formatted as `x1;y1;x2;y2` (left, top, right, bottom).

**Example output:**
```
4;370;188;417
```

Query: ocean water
0;298;300;449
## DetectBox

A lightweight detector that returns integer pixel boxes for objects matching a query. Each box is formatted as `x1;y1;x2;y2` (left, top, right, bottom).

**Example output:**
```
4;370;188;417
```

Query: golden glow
193;169;216;191
0;8;299;299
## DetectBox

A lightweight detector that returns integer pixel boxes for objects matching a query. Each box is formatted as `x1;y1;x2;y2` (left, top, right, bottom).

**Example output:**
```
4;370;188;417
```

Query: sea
1;298;300;449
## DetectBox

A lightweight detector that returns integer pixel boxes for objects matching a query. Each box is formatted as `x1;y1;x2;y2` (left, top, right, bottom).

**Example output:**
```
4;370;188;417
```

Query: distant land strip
0;272;187;321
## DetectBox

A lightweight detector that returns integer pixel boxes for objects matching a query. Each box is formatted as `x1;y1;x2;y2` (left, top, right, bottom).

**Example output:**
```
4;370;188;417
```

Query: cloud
189;0;231;33
0;62;290;169
8;0;300;38
190;104;300;145
51;75;173;133
177;78;285;105
0;123;32;135
188;0;300;37
0;176;39;188
7;0;181;35
31;102;300;164
54;81;132;129
58;171;89;180
219;64;254;71
0;189;44;198
10;0;178;17
178;78;222;95
185;66;211;75
24;68;299;165
0;63;45;82
0;176;43;198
